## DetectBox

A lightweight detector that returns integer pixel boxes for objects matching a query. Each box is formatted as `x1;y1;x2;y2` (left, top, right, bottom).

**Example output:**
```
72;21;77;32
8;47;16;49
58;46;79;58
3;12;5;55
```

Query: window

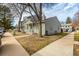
66;26;67;27
27;24;28;29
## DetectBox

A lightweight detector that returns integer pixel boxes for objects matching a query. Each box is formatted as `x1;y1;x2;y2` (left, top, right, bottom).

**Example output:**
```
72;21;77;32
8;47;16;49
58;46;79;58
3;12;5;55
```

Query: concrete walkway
0;32;29;56
15;35;30;38
32;32;74;56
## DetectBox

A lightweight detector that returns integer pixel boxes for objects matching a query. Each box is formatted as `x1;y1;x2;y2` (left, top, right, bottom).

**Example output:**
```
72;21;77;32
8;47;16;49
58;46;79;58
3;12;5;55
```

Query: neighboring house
21;16;61;35
61;22;72;32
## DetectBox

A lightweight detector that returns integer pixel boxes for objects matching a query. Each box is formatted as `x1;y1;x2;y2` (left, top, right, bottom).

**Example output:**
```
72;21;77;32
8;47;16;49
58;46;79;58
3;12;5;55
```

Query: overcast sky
43;3;79;22
13;3;79;26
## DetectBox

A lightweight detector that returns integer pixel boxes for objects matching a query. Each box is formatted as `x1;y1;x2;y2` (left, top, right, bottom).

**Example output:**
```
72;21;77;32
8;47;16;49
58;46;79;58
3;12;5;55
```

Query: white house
21;16;61;35
61;22;72;32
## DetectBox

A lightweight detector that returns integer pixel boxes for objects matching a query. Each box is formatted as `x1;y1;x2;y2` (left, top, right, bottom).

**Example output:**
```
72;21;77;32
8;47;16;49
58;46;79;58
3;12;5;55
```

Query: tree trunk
18;13;22;32
39;3;42;37
39;20;42;37
28;3;43;37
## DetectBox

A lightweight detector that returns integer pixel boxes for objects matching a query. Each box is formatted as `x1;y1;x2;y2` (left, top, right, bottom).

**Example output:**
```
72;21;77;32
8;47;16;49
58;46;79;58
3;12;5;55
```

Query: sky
43;3;79;22
14;3;79;26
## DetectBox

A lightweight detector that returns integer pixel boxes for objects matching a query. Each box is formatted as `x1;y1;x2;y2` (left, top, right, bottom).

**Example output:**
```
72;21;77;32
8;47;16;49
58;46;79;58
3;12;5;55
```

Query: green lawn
74;32;79;41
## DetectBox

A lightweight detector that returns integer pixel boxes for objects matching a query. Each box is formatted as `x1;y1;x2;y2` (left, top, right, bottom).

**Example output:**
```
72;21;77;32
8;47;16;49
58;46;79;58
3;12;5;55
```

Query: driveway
32;32;74;56
0;32;29;56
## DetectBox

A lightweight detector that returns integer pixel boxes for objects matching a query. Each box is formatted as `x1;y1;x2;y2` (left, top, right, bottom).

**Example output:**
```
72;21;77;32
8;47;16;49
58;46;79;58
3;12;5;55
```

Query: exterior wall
21;16;61;36
32;23;45;35
32;24;39;34
45;17;61;35
21;15;45;35
21;22;45;35
21;20;33;34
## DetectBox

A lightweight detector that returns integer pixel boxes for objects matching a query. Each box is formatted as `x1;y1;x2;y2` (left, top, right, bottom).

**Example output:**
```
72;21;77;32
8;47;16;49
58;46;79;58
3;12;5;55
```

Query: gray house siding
45;16;61;35
21;16;61;36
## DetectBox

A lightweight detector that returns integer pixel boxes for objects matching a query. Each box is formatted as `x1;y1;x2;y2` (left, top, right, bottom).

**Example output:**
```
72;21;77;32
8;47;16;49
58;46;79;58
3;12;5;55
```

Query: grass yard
74;31;79;56
74;32;79;41
15;32;69;55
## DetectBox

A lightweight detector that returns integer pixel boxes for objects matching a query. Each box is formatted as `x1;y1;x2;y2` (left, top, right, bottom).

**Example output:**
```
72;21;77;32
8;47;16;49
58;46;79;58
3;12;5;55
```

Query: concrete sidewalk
32;32;74;56
0;32;29;56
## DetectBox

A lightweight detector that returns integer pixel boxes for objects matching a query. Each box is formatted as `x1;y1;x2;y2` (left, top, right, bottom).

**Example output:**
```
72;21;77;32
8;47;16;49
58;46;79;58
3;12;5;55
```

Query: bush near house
13;31;26;36
10;30;26;36
15;32;69;55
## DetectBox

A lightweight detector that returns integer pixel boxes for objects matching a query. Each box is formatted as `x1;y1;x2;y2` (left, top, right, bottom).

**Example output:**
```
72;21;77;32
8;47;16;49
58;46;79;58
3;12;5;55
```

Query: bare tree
20;3;43;37
9;3;43;37
8;3;27;32
8;3;56;37
27;3;43;37
74;11;79;27
72;11;79;31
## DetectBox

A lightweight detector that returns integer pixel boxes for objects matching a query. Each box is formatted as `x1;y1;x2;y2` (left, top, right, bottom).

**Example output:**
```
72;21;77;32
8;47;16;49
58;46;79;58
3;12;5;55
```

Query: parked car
0;27;4;37
0;27;4;47
0;36;1;47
